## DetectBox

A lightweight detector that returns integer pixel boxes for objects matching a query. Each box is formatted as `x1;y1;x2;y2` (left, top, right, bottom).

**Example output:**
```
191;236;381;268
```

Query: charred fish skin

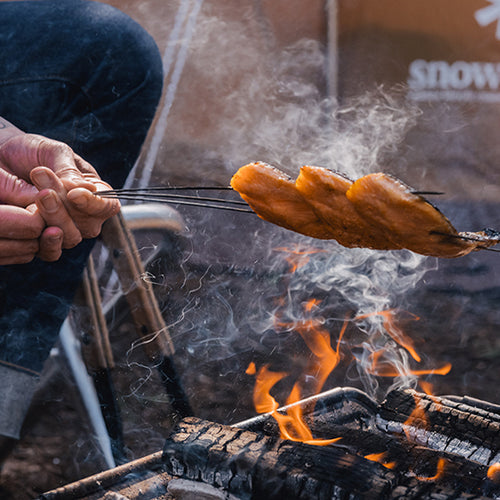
230;162;337;240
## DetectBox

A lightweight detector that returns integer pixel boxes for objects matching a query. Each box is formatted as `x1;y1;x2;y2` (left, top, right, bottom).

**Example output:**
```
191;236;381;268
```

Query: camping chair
60;204;192;466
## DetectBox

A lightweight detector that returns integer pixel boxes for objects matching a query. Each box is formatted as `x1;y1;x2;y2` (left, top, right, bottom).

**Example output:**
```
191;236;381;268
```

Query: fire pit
39;386;500;499
30;190;499;500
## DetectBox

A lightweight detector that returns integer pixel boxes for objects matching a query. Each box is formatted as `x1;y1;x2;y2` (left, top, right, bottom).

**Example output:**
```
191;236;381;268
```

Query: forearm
0;116;24;146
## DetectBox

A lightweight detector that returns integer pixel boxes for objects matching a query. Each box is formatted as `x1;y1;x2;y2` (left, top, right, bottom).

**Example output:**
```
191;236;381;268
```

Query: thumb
0;168;38;206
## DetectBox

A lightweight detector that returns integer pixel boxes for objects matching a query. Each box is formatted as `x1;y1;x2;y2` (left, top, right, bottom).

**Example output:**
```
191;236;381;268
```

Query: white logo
475;0;500;39
404;2;500;102
407;59;500;102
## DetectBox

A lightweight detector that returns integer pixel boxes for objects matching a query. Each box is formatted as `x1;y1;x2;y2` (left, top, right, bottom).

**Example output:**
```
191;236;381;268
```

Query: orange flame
355;309;421;362
364;452;396;469
366;349;452;378
245;362;257;376
487;462;500;483
249;363;341;445
304;298;321;312
403;382;443;441
403;384;447;482
248;307;348;445
364;384;448;480
404;392;429;441
401;394;448;482
251;364;287;414
248;285;454;478
275;246;327;273
275;305;347;398
415;457;447;482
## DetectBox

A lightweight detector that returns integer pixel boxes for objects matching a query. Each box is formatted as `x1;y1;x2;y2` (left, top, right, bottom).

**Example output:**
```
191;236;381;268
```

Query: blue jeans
0;0;163;438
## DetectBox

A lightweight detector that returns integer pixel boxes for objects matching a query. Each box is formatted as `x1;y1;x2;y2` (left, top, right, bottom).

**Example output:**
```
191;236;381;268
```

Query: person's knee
71;1;164;95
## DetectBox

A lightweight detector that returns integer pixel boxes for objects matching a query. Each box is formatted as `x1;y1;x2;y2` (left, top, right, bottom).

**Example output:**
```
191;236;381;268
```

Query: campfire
30;14;500;496
39;234;500;499
0;2;496;498
40;385;500;499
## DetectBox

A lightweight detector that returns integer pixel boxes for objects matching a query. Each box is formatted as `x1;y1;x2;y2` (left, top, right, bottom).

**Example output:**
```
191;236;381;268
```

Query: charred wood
39;389;500;500
378;389;500;466
39;412;500;499
162;417;499;499
38;451;169;500
162;417;395;499
236;386;378;433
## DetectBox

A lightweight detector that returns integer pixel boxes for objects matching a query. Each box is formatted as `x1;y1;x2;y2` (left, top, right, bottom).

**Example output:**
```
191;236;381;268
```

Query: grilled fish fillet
345;173;474;258
295;166;397;250
230;162;337;240
230;162;500;258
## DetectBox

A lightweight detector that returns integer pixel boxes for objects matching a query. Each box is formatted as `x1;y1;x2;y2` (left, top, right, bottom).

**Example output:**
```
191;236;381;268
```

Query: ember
415;457;447;482
488;463;500;484
364;451;396;469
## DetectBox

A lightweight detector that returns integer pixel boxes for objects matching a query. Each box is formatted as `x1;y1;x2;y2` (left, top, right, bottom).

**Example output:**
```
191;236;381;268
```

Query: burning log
378;389;500;466
162;416;396;499
40;389;500;499
162;416;498;500
235;388;499;498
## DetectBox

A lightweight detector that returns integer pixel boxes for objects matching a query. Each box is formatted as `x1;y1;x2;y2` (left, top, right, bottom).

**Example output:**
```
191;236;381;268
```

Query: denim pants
0;0;163;438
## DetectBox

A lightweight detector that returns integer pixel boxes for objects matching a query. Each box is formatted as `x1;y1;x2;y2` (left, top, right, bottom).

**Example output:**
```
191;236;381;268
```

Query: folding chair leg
100;212;192;417
79;257;126;463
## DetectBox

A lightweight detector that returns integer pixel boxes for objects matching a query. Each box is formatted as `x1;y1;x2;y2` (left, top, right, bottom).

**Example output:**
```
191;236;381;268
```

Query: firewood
162;417;499;500
379;389;500;462
162;417;395;499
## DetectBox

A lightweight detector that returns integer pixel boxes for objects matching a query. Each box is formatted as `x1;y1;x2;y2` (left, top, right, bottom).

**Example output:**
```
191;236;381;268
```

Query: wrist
0;117;24;146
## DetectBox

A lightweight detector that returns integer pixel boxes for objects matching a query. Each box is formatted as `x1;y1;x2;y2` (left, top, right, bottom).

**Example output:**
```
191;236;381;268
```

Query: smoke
235;242;436;396
224;84;420;179
174;7;421;179
153;10;441;411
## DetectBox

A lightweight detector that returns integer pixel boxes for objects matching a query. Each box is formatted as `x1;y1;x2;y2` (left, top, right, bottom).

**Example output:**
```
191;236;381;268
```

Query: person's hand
0;133;97;192
31;166;120;246
0;133;121;249
0;168;64;264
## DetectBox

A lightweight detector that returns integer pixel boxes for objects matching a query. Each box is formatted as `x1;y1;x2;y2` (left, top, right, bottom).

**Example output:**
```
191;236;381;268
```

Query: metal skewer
97;192;248;206
411;191;445;196
430;231;500;252
97;186;444;196
100;195;254;213
95;185;444;214
95;187;254;213
97;186;233;194
95;187;499;253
